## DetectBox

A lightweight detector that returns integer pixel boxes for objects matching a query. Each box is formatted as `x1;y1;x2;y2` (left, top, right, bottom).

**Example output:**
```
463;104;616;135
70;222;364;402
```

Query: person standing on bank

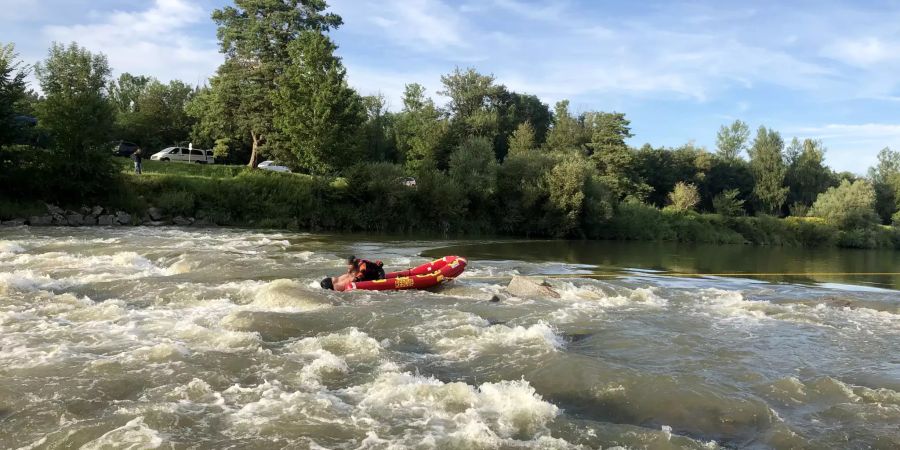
132;148;143;174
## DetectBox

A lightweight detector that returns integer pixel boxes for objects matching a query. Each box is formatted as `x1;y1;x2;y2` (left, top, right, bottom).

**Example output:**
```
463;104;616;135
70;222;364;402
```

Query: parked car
111;140;140;157
258;160;291;173
150;146;215;164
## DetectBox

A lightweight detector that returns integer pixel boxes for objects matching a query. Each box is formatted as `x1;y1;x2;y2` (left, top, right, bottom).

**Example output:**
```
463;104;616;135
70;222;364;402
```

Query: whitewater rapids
0;227;898;449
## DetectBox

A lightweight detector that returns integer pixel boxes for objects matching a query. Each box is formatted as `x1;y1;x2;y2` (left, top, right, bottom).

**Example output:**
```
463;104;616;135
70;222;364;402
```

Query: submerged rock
506;276;560;298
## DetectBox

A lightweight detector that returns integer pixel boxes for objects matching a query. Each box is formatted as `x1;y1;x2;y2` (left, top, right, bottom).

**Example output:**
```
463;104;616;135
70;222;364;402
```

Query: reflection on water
0;227;898;449
426;240;900;290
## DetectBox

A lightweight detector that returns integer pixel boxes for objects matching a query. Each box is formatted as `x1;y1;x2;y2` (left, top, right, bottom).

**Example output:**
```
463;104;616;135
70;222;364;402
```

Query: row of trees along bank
1;0;900;247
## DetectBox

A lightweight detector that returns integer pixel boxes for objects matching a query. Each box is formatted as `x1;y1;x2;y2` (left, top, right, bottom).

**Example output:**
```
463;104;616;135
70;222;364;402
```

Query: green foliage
35;42;114;151
785;138;834;208
748;126;788;215
395;84;449;171
715;120;749;160
448;136;498;214
0;43;28;147
439;68;503;140
157;190;196;216
868;147;900;224
809;179;879;229
110;74;195;150
497;149;554;233
360;94;397;162
545;155;592;236
713;189;745;217
274;31;364;174
199;0;343;168
545;100;586;152
507;121;536;155
667;182;700;212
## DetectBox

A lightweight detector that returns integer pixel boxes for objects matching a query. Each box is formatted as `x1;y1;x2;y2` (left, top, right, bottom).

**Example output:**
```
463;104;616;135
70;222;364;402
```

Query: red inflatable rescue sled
346;256;467;291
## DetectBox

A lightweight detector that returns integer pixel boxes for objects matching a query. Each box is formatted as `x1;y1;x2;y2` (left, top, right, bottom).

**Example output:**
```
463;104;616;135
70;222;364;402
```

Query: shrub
809;179;879;229
156;190;195;216
712;188;745;216
667;182;700;212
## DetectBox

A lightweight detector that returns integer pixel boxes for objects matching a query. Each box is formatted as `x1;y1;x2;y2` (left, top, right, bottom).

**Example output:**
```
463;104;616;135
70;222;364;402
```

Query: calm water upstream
0;227;898;449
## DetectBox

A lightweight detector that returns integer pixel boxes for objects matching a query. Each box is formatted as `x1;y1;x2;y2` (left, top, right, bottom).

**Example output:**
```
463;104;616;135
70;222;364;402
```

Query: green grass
113;157;249;178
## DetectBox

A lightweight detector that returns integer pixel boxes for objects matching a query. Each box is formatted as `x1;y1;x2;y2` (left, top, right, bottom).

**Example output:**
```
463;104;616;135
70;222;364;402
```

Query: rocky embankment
0;204;213;227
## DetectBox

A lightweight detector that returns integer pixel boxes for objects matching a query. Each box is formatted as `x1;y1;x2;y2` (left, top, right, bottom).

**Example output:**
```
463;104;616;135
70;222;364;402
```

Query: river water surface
0;227;898;449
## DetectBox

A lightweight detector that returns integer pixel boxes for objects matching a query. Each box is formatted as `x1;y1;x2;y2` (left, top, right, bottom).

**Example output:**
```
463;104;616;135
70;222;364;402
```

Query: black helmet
320;277;334;290
347;255;358;265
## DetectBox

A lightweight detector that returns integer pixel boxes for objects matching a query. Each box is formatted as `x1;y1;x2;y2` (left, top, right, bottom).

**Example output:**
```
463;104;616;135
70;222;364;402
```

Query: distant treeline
1;1;899;248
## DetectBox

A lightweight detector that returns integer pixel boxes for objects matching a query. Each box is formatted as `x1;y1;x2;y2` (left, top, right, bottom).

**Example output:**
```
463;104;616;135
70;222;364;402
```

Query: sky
2;0;900;174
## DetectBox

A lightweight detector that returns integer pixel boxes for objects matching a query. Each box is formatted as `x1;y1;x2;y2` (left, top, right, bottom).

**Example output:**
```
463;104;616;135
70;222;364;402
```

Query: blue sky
2;0;900;173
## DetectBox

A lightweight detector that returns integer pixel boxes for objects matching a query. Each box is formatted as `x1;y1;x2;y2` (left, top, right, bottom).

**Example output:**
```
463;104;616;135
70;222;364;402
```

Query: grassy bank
3;158;898;249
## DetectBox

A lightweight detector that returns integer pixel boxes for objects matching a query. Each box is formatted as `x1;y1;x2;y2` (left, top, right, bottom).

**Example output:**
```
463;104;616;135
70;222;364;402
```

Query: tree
274;31;365;174
748;126;788;215
111;74;195;150
784;138;834;211
715;120;750;160
448;136;498;219
34;42;114;151
867;147;900;223
507;121;536;155
544;154;596;236
360;94;397;162
0;43;29;146
203;0;342;168
394;83;449;172
544;100;585;152
712;189;745;216
809;179;879;229
584;111;648;201
667;182;700;212
497;149;555;234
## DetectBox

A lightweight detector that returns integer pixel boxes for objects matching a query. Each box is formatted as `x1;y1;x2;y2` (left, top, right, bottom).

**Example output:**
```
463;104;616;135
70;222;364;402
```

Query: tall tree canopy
196;0;343;167
0;43;29;147
716;120;750;160
748;126;788;215
784;138;834;210
34;42;113;151
110;73;195;150
868;147;900;223
273;30;364;174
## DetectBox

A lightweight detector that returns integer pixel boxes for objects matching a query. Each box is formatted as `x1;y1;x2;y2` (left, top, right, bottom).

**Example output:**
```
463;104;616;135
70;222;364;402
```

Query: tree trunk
248;130;260;168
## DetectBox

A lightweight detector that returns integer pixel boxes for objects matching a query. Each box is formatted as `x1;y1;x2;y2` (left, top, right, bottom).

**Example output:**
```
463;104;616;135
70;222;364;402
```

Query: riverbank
2;159;898;249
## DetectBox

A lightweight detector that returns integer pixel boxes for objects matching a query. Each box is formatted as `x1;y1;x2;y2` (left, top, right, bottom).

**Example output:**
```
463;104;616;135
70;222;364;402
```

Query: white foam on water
349;372;562;446
0;240;25;256
80;416;163;449
416;312;563;361
248;278;331;311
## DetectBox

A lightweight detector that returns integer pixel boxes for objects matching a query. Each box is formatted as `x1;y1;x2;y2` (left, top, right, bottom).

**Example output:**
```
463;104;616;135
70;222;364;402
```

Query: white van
150;146;215;164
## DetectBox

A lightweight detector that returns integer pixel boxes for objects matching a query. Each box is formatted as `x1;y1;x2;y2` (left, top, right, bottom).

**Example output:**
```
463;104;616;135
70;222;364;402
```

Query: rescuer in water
321;256;385;291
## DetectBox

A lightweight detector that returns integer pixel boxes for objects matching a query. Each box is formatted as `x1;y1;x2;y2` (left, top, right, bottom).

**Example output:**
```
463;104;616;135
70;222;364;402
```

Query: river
0;227;897;449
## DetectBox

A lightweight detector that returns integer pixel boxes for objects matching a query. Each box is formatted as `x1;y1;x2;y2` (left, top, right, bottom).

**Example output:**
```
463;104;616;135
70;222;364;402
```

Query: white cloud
822;36;900;67
333;0;469;54
40;0;221;85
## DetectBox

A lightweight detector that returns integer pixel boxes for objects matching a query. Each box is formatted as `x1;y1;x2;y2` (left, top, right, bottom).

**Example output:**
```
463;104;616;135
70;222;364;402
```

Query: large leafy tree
809;179;879;229
0;43;28;147
748;126;788;215
360;94;397;163
867;147;900;223
110;73;195;150
545;100;586;152
585;111;648;200
35;42;114;151
198;0;342;168
274;30;364;174
394;83;449;172
715;119;750;160
784;138;834;211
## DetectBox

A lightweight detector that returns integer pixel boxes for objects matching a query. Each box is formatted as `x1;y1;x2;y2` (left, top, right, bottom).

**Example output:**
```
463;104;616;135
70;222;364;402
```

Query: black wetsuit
353;259;385;282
